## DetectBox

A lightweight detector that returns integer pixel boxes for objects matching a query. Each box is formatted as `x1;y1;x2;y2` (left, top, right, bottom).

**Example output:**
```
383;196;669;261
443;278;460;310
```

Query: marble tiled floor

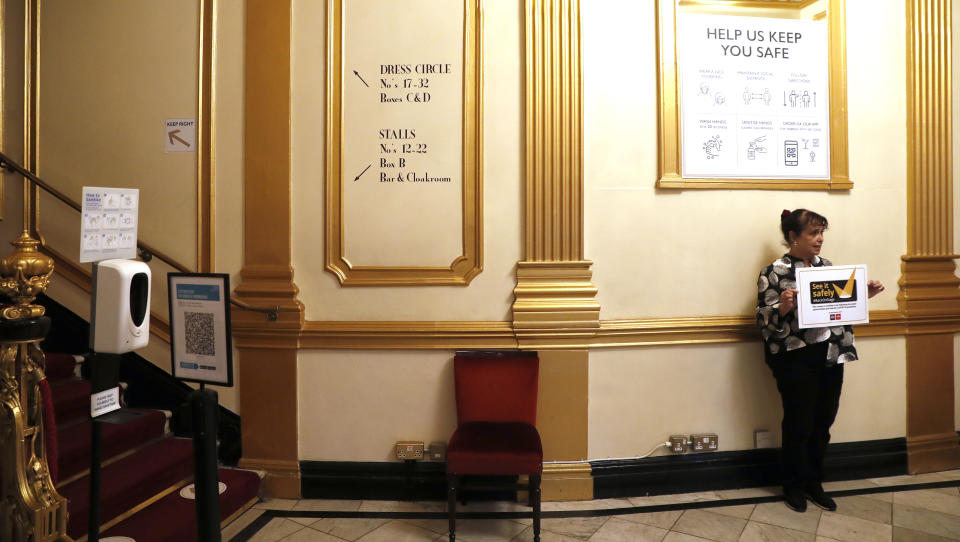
224;469;960;542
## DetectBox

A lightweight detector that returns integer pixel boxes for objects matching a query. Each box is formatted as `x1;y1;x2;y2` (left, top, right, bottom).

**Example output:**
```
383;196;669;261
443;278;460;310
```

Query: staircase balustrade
0;230;71;542
0;138;266;541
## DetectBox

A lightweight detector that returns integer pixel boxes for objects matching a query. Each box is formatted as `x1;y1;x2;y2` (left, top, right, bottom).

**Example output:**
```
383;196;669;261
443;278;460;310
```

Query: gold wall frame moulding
197;0;216;273
26;0;216;275
261;309;944;351
656;0;850;190
325;0;483;286
299;319;516;349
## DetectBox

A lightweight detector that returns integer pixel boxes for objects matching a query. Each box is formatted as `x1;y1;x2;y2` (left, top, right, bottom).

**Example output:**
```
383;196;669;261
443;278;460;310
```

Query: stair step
44;352;80;382
50;377;92;426
56;409;168;484
60;436;195;539
99;468;261;542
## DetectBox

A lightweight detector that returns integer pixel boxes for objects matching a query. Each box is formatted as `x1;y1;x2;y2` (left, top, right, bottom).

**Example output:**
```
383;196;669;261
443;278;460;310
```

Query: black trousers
766;341;844;491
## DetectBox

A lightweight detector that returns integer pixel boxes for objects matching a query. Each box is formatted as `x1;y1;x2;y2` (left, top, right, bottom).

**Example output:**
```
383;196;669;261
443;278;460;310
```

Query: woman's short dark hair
780;208;828;244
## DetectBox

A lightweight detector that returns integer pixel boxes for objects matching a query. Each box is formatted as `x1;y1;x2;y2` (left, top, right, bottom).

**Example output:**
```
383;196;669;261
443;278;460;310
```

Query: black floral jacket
755;254;858;364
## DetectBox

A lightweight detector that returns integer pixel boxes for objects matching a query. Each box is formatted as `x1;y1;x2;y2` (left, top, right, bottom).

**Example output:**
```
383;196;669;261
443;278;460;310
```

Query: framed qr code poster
168;273;234;386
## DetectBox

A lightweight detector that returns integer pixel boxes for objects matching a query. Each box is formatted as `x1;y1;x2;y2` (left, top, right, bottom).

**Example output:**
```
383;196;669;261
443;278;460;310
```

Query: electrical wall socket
691;434;718;452
754;430;774;449
428;441;447;461
669;435;687;453
396;441;424;460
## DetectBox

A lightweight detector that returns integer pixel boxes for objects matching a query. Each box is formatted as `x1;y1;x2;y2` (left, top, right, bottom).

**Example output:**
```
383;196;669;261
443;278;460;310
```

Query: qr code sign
184;312;215;356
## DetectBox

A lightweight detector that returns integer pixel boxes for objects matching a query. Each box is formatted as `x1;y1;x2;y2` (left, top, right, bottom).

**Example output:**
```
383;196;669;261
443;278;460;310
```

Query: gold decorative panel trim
656;0;850;190
300;320;516;350
901;0;960;473
524;0;583;262
516;0;599;350
197;0;215;272
541;463;592;502
238;0;302;499
594;310;950;348
906;432;960;473
325;0;483;286
23;0;39;229
898;0;959;316
237;458;301;499
513;261;600;349
906;0;954;257
216;310;960;352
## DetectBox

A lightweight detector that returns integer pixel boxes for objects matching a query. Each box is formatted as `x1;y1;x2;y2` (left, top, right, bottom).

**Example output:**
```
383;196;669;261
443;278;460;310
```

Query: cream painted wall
36;0;201;273
215;2;246;292
298;350;458;461
582;0;910;457
290;0;523;322
210;1;246;413
582;0;905;319
589;337;906;459
341;0;464;267
1;0;26;240
590;343;782;459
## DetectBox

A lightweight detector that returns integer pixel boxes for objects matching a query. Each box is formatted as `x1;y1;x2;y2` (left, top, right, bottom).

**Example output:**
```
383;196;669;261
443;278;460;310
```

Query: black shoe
805;485;837;511
783;488;807;513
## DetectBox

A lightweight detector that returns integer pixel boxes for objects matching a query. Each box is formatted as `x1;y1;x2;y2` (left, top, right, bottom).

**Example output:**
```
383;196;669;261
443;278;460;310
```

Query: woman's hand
867;279;885;298
779;288;799;315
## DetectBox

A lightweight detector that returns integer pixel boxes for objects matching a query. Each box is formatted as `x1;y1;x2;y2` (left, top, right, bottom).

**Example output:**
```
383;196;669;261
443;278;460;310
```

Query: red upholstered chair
446;350;542;542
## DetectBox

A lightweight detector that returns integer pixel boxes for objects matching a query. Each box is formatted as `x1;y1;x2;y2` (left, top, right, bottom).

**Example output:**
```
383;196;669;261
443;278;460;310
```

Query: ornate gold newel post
0;231;70;542
514;0;597;500
901;0;960;473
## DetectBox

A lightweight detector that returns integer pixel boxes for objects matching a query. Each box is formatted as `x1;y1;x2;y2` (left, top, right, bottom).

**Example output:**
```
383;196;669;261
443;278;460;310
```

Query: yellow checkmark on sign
833;269;857;299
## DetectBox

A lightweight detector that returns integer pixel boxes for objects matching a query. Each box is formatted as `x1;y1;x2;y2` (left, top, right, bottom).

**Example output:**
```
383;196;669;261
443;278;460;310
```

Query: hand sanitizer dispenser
92;259;151;354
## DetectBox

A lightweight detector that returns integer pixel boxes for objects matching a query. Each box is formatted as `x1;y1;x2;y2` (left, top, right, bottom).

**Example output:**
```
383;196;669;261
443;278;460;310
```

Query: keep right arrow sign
164;118;196;153
168;129;190;147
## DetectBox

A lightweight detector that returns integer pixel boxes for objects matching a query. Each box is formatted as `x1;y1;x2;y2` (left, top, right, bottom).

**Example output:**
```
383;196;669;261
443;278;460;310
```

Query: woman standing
756;209;885;513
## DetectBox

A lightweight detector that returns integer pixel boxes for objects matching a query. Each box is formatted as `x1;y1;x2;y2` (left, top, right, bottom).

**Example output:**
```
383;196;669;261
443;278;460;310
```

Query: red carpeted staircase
43;352;260;541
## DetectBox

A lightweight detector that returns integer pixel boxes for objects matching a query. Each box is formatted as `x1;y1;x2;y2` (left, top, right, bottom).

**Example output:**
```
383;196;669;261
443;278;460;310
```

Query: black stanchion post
88;352;121;542
191;385;221;542
88;418;102;542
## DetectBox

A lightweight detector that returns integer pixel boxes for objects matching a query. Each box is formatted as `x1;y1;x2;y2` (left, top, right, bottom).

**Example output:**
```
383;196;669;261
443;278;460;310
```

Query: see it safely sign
795;265;869;329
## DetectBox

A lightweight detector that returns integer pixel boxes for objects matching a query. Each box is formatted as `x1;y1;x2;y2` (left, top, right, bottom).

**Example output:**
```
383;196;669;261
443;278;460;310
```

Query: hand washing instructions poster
677;13;830;179
80;187;139;262
168;273;233;386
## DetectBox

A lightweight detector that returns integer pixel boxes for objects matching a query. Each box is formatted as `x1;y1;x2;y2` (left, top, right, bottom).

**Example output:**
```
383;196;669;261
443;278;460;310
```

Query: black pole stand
191;383;221;541
89;417;102;542
87;351;121;542
87;352;146;542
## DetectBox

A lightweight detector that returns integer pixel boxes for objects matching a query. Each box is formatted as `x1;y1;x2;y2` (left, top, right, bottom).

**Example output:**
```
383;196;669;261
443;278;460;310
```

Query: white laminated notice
80;187;139;263
90;387;121;418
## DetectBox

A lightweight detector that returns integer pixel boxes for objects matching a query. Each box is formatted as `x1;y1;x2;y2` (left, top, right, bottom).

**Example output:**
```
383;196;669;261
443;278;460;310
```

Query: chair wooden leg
530;473;541;542
447;473;458;542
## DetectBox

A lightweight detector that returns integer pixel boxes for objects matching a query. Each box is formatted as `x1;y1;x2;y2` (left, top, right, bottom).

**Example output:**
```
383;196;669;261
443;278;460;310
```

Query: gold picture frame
656;0;850;189
325;0;483;285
